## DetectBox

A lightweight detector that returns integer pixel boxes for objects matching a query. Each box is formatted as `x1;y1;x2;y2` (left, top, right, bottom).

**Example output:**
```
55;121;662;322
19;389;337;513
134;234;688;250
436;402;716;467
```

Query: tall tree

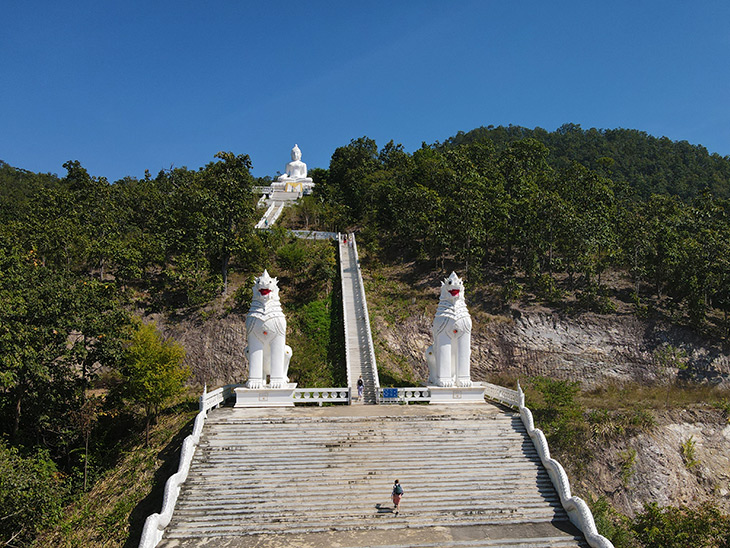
199;151;256;293
119;322;188;445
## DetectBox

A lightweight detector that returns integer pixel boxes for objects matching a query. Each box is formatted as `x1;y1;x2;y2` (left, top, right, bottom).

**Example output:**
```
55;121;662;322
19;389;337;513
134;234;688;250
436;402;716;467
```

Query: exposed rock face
376;308;730;389
476;310;730;388
151;311;248;387
582;410;730;515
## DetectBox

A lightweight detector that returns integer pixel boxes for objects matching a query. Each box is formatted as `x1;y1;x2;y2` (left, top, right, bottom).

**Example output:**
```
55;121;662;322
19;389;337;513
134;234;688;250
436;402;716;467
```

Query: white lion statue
245;270;292;389
425;272;473;387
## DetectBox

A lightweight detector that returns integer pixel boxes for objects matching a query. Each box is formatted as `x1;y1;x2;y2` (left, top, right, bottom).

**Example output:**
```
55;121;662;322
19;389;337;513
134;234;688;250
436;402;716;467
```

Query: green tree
119;322;188;445
0;441;67;547
199;151;256;293
0;242;75;440
327;136;380;222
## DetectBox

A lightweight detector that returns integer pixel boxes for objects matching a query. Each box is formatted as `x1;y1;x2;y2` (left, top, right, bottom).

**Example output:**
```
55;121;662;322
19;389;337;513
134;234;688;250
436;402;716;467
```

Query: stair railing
517;383;615;548
138;384;234;548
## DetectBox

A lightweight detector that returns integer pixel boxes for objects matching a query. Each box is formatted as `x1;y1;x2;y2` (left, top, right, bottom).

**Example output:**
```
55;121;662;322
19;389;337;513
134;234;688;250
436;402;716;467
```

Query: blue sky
2;1;729;182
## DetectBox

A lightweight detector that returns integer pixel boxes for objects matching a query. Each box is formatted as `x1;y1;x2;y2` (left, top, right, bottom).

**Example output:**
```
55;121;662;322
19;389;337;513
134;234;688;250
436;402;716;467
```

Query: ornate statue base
271;179;314;197
428;382;487;404
234;383;298;407
271;189;304;201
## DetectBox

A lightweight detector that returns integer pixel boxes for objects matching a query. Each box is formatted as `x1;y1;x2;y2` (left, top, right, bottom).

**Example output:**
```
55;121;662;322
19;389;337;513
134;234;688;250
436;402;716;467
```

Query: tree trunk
547;243;553;275
13;391;21;439
84;434;90;490
222;253;230;294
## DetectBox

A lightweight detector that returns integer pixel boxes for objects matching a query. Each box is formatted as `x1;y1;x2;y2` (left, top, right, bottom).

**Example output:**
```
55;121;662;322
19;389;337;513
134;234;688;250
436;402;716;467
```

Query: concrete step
167;513;569;532
158;405;584;547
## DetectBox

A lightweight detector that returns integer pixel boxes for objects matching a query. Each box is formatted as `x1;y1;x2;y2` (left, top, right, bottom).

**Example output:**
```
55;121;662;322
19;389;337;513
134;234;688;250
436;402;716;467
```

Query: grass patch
579;382;730;414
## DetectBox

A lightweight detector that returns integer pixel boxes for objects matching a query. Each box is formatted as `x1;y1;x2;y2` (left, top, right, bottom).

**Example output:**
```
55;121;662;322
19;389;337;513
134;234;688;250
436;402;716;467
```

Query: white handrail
138;410;205;547
483;382;521;408
138;385;236;548
517;383;614;548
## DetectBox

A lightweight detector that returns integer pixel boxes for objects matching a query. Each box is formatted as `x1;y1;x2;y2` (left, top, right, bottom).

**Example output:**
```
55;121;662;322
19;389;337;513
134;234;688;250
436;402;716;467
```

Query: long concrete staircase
340;235;379;404
159;405;587;548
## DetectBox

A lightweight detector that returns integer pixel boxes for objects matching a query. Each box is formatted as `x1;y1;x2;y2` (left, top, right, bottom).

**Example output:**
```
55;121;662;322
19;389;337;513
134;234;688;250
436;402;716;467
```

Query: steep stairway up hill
340;237;378;404
159;404;587;548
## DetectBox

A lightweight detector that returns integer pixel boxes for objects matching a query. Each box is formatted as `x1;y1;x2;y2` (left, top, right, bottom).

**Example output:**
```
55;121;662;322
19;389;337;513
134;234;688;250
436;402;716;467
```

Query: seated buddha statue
277;144;313;183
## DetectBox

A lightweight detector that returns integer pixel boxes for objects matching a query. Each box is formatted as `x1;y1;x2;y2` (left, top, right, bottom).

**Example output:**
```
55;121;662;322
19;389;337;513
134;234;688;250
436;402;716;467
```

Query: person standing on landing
357;375;364;400
391;479;404;515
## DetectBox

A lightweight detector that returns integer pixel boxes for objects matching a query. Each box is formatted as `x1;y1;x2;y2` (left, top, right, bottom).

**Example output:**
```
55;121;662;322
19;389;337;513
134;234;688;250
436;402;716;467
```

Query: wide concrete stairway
160;404;587;547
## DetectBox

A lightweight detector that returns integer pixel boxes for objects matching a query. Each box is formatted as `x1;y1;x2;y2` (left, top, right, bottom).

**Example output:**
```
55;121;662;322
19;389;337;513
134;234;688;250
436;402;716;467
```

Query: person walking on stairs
357;375;364;400
391;479;404;515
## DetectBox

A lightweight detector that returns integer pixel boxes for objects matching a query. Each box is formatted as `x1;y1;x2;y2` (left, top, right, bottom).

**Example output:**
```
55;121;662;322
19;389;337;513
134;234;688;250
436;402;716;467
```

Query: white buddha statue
277;144;313;183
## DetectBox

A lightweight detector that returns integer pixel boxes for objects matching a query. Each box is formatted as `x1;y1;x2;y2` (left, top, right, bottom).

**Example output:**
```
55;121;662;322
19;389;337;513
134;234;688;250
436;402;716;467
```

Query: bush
680;436;700;470
590;496;730;548
287;299;337;387
501;278;524;303
633;502;730;548
588;495;639;548
531;273;563;303
276;241;309;272
577;284;617;313
0;441;68;546
587;408;656;441
526;377;590;460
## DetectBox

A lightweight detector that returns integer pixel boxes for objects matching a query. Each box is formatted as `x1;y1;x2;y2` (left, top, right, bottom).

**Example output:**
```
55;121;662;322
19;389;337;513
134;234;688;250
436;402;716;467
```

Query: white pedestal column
234;383;298;407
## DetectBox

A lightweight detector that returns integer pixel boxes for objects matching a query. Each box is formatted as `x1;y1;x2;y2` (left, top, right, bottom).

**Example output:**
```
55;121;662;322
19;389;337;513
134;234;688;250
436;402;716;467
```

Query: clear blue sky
2;1;729;182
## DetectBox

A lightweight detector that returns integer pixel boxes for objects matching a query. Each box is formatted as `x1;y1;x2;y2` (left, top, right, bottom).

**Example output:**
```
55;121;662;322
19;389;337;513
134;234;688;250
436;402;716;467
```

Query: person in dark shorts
391;479;404;515
357;375;364;400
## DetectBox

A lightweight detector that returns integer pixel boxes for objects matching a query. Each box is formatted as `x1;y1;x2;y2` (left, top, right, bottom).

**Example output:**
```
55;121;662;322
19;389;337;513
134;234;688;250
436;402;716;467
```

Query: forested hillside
314;131;730;337
0;154;263;545
2;123;730;546
439;124;730;199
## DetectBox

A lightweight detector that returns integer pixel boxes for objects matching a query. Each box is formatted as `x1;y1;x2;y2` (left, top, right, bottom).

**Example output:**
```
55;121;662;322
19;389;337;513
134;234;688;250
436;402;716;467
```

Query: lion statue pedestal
235;270;297;407
425;272;486;404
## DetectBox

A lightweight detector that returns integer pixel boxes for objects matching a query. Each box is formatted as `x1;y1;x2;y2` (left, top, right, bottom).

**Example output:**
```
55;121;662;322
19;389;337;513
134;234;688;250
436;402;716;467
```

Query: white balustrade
293;388;351;404
516;383;615;548
483;381;521;408
350;233;380;400
198;384;237;412
291;230;338;240
139;394;207;547
378;387;431;404
338;233;353;390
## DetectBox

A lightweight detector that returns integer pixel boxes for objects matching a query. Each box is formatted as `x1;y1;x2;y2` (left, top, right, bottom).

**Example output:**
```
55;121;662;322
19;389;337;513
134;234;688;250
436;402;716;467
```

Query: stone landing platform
159;404;588;548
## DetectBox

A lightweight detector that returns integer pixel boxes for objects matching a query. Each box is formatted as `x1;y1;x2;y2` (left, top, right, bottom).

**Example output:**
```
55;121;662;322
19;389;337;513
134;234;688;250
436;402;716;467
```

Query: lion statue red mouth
448;289;460;297
259;289;272;296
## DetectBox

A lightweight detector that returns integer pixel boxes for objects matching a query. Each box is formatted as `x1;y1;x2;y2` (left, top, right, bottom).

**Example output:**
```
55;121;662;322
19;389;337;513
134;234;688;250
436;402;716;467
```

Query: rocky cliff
374;306;730;390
